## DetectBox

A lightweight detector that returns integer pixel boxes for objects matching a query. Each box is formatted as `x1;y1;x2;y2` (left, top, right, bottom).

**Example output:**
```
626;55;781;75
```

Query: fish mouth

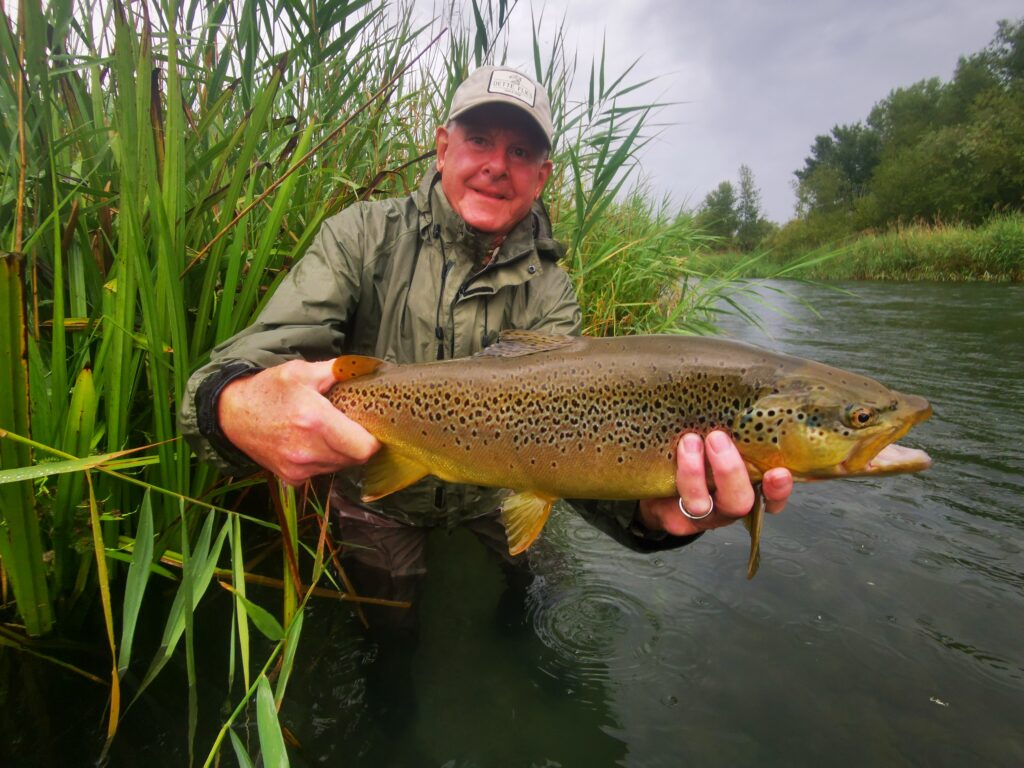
838;396;933;476
853;443;933;476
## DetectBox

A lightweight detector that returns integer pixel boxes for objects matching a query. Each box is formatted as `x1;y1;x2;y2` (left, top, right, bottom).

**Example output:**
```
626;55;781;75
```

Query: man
179;66;793;610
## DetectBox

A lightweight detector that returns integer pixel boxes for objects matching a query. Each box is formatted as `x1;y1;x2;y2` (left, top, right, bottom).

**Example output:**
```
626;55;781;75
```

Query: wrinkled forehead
450;103;550;152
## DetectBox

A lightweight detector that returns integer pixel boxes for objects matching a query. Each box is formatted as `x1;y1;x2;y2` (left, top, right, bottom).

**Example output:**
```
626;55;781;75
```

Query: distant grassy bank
693;214;1024;281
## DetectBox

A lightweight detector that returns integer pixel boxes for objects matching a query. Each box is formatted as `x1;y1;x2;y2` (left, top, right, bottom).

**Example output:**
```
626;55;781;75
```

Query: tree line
695;18;1023;254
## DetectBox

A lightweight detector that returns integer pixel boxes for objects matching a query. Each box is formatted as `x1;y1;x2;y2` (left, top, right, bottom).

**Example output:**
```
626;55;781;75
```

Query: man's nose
481;145;509;176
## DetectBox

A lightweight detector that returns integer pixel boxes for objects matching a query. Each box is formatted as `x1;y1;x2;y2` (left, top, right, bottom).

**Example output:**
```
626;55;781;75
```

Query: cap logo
487;70;536;107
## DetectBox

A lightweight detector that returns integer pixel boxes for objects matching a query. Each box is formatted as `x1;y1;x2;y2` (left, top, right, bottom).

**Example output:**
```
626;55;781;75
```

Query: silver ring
678;495;714;521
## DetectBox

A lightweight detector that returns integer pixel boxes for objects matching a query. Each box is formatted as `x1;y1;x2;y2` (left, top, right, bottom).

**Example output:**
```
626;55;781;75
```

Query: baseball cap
446;66;554;148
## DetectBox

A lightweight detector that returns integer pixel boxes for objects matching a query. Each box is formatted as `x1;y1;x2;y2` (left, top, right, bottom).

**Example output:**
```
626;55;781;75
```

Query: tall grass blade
231;512;252;690
85;472;120;741
117;491;154;677
221;583;285;642
0;448;159;484
53;366;99;593
0;251;53;635
133;511;229;700
256;675;289;767
228;729;257;768
274;609;304;707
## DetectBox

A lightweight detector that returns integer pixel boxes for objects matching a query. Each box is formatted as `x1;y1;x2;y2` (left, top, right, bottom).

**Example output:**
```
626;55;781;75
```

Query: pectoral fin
743;486;765;580
360;447;430;501
500;491;555;555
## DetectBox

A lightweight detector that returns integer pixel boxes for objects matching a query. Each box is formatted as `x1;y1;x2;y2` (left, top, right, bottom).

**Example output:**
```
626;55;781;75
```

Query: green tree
794;123;881;215
696;180;739;243
984;18;1024;84
790;17;1024;239
868;78;948;148
735;164;772;250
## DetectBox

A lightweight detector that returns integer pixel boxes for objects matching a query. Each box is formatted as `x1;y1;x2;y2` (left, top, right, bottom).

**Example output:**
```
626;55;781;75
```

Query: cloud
510;0;1021;222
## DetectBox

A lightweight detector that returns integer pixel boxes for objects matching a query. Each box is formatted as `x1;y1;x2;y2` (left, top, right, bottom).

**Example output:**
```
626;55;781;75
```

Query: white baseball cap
446;66;554;148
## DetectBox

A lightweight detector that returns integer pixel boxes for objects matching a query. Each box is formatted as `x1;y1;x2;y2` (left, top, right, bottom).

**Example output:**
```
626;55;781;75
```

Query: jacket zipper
435;246;453;360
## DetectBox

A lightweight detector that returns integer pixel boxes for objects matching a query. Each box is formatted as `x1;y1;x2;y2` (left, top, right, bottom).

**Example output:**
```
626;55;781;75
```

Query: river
13;281;1022;766
266;280;1023;766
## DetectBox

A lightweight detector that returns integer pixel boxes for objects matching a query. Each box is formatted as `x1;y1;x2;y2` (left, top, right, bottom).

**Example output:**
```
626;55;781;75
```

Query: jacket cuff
570;500;703;553
195;361;265;469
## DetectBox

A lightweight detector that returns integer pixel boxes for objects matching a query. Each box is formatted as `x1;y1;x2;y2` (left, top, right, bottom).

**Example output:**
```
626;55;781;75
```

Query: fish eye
845;405;877;428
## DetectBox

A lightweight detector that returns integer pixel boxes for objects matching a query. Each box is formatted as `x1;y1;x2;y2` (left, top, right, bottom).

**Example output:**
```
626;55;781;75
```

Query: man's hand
637;430;793;536
218;360;381;486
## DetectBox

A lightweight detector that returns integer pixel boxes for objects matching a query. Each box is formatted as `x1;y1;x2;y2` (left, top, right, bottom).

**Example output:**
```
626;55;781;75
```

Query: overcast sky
497;0;1022;222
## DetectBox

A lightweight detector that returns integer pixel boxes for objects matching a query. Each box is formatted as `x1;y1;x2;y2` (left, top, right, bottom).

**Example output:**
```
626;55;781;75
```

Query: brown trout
326;331;932;577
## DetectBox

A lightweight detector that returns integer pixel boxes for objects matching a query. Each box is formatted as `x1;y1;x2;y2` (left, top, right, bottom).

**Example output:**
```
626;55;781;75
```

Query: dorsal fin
474;330;578;359
332;355;388;382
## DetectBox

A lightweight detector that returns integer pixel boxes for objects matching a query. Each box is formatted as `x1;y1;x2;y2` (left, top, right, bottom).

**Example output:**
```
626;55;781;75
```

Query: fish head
732;366;933;480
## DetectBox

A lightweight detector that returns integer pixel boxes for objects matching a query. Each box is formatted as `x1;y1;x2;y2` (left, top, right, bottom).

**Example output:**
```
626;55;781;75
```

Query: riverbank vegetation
695;213;1024;281
696;18;1024;280
0;0;753;762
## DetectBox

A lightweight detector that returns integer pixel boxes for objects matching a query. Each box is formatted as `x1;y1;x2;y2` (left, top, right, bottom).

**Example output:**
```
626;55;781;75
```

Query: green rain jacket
180;170;581;527
180;170;698;551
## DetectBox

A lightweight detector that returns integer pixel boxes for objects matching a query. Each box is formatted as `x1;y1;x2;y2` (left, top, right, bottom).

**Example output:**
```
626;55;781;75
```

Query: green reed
0;0;730;762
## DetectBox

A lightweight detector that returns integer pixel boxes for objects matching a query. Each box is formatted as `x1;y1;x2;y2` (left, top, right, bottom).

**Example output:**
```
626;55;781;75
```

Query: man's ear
535;158;553;198
435;125;450;172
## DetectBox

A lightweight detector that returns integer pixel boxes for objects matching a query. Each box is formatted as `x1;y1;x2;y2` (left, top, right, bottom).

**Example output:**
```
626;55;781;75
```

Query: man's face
435;105;553;238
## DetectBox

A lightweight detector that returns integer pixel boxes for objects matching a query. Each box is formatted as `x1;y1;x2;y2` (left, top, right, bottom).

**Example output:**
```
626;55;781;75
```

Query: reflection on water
291;279;1024;765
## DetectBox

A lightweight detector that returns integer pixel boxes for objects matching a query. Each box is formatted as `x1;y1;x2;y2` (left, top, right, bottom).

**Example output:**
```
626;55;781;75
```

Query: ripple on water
769;533;811;555
560;514;607;551
916;618;1024;689
765;554;807;580
555;508;681;580
528;581;663;687
835;525;878;557
784;610;843;647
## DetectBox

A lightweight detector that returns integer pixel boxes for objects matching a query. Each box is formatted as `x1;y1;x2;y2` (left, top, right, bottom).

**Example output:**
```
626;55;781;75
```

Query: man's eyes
464;136;535;161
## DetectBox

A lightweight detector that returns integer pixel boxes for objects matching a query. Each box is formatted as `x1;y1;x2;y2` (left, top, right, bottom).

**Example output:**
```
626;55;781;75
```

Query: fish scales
327;333;922;493
331;350;760;499
325;331;932;571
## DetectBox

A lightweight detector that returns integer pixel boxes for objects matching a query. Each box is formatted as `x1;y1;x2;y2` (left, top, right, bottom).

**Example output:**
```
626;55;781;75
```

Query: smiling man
178;66;792;616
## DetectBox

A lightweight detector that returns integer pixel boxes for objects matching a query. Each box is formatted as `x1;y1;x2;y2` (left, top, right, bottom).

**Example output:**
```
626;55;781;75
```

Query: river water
273;281;1024;766
10;281;1020;766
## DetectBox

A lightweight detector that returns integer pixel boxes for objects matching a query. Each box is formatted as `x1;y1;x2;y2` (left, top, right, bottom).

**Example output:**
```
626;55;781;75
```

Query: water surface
11;281;1019;767
279;281;1024;766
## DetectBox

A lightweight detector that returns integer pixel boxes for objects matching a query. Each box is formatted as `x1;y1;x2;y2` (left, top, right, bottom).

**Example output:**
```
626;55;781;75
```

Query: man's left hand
637;430;793;536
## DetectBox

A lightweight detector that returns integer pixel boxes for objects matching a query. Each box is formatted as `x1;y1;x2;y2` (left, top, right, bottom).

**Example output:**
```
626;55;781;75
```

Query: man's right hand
217;360;381;486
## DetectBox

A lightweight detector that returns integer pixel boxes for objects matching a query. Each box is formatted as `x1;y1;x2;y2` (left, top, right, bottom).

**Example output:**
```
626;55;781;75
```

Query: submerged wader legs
331;503;533;633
